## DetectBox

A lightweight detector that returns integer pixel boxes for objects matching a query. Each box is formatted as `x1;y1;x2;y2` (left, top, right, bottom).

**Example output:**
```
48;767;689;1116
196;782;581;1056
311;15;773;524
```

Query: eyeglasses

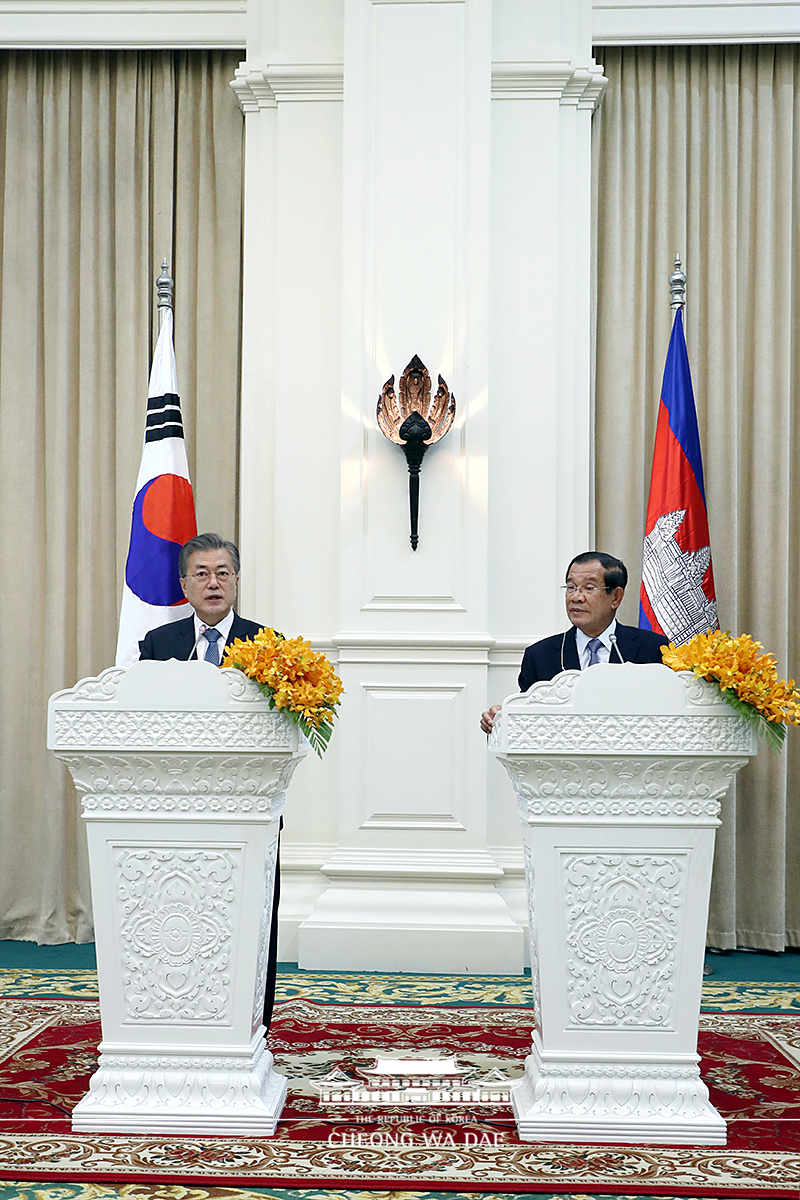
561;584;612;597
186;569;236;583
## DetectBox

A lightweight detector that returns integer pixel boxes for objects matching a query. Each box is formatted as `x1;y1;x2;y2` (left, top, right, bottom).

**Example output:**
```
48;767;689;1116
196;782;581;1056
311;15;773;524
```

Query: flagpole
156;257;174;330
669;252;686;313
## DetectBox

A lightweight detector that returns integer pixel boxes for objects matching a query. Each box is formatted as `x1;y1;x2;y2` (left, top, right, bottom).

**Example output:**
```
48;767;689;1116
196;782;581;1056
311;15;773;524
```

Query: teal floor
704;945;800;980
0;940;97;968
1;939;799;980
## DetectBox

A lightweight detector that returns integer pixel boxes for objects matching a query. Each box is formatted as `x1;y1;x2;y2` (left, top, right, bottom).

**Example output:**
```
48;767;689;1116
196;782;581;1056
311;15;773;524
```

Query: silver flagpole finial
156;258;174;327
669;253;686;312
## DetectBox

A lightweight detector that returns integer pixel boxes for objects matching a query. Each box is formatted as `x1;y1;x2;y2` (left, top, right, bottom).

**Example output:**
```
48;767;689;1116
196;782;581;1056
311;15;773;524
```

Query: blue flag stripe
660;309;707;503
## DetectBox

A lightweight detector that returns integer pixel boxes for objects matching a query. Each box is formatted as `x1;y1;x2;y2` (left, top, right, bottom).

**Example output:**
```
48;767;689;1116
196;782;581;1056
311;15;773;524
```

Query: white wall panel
361;683;467;829
370;2;465;362
363;429;466;610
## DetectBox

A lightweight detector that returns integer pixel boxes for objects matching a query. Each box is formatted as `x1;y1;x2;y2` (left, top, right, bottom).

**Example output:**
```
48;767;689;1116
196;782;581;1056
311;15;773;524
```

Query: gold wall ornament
376;354;456;550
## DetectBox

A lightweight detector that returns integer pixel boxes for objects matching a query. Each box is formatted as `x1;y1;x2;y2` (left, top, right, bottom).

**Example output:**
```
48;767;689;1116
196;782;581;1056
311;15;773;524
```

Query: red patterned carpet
0;995;799;1194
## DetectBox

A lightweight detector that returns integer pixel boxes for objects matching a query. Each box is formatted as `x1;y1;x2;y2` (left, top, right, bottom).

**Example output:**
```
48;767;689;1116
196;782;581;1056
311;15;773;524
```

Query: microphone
189;625;206;662
610;634;626;664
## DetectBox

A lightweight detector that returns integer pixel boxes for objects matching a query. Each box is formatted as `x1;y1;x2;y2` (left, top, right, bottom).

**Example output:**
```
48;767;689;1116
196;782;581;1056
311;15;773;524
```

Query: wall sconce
376;354;456;550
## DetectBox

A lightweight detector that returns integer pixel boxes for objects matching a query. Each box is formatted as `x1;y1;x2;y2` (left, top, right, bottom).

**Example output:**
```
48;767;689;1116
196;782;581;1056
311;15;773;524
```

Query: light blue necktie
586;637;603;667
204;626;222;666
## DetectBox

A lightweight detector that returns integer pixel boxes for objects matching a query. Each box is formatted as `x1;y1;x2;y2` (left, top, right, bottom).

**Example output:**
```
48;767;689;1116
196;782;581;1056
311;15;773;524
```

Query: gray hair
179;533;240;577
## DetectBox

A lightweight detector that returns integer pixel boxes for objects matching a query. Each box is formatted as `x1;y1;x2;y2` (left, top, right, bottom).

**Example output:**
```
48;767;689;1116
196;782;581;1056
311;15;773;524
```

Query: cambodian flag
115;308;197;666
639;307;718;644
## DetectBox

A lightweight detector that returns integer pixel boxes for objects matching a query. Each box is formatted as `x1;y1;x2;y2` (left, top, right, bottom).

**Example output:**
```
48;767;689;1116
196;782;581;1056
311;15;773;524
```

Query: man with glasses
139;532;280;1034
138;532;262;662
480;552;668;733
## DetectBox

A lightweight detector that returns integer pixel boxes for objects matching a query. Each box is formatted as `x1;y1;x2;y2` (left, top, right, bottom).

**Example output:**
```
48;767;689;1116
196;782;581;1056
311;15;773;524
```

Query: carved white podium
490;663;756;1145
48;660;307;1135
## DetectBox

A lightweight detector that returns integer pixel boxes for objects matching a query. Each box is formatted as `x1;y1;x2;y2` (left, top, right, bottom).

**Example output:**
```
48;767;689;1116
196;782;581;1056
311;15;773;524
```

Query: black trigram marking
145;392;185;442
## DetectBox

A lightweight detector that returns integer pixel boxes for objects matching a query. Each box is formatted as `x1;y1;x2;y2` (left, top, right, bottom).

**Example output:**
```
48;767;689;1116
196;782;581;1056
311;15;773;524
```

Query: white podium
48;660;307;1135
490;663;756;1145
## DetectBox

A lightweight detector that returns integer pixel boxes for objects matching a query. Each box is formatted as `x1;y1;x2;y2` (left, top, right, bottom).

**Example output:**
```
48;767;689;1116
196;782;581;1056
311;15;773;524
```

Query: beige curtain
592;44;800;949
0;49;243;942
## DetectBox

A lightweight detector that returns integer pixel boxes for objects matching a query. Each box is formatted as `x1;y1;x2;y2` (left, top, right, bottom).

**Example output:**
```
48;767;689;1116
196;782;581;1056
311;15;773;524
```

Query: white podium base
512;1045;726;1145
71;1037;288;1135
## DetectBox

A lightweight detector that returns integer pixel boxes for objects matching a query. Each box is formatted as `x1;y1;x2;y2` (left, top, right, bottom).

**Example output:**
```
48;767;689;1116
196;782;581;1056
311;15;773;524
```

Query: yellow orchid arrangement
661;630;800;749
221;628;344;756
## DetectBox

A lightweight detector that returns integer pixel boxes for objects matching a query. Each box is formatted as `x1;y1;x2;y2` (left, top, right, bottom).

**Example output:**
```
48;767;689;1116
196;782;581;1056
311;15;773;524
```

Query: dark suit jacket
139;612;264;661
518;622;669;692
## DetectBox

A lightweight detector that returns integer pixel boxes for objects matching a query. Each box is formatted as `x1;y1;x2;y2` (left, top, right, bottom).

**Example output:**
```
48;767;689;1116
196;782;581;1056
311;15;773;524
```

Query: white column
486;0;607;936
297;0;523;973
232;2;346;960
234;0;605;971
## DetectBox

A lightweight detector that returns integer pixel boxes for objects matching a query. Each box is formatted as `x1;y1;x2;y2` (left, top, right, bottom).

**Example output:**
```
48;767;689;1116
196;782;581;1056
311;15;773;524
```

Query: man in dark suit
139;533;262;663
139;532;280;1036
481;551;668;733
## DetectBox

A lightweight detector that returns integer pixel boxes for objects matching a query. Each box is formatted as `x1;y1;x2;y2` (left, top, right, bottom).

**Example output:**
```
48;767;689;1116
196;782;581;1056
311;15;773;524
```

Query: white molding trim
488;846;525;876
0;0;246;48
2;2;799;50
279;842;338;872
492;60;607;108
262;62;343;102
362;595;467;612
230;67;276;112
319;847;505;882
232;64;343;112
333;631;495;665
489;636;530;667
593;2;800;45
330;632;531;665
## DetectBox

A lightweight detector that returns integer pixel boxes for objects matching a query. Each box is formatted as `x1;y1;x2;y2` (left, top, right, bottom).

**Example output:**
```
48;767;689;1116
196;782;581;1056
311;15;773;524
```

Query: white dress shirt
575;618;618;670
192;609;235;662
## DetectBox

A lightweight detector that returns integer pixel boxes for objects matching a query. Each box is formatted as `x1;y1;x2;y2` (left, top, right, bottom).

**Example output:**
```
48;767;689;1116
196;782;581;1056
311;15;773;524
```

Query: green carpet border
1;967;799;1013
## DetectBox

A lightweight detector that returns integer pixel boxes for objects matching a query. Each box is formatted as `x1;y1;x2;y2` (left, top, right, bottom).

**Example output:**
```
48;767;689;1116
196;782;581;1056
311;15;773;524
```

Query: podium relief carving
117;848;238;1021
514;1067;714;1121
563;852;685;1028
522;842;542;1028
70;669;127;702
62;753;299;816
520;673;581;706
252;837;279;1033
504;756;745;821
53;710;292;750
507;713;752;755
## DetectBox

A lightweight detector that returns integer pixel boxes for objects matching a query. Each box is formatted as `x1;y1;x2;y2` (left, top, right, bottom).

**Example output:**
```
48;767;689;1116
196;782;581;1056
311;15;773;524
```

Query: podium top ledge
502;663;731;717
46;662;302;755
48;661;268;714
